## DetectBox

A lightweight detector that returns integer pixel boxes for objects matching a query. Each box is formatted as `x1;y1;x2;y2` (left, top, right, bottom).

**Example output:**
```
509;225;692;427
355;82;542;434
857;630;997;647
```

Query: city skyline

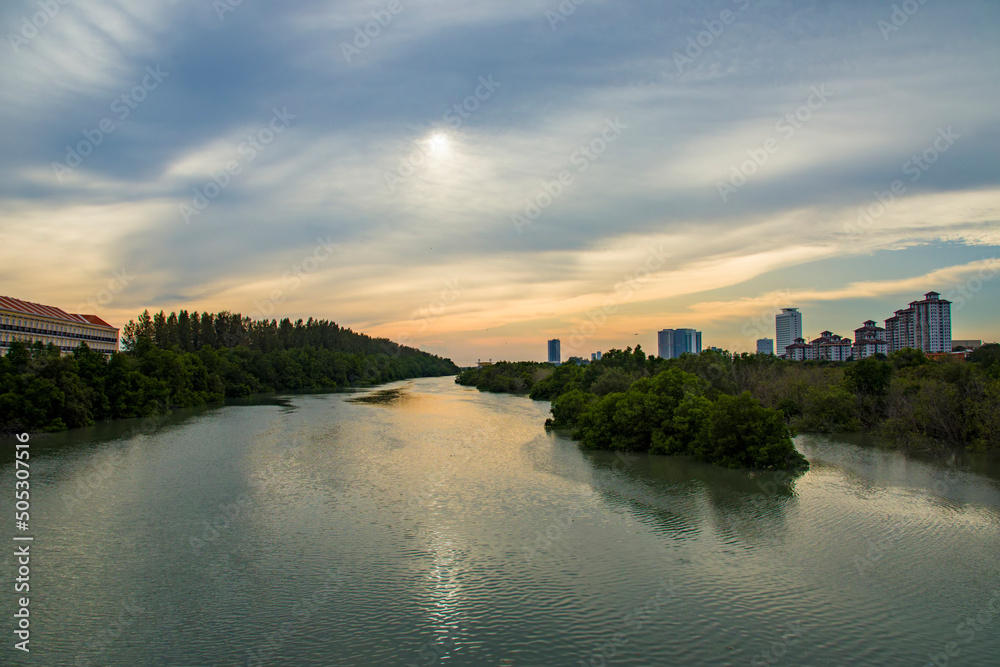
1;1;998;366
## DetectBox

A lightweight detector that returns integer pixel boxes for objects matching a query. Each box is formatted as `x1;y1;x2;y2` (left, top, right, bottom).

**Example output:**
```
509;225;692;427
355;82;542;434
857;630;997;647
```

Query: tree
888;347;930;369
845;357;893;398
693;392;807;470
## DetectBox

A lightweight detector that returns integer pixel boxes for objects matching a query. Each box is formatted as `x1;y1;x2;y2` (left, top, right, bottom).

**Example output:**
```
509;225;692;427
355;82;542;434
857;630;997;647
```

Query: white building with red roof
0;295;119;356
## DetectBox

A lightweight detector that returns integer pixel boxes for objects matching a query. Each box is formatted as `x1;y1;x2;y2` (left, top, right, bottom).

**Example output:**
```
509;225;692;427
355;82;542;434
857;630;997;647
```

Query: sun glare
428;132;450;155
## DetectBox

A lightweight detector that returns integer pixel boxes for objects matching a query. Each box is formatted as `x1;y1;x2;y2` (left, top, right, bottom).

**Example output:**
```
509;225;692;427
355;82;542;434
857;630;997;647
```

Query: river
2;376;999;665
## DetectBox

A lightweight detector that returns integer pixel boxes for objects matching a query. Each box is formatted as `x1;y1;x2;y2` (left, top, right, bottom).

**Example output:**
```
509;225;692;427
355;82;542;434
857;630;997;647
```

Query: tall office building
756;338;774;355
657;328;702;359
0;295;119;356
775;308;803;357
547;339;561;364
885;292;951;353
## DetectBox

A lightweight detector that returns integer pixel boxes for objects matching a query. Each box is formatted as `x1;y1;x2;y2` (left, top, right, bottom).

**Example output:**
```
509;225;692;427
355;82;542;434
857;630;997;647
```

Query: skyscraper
775;308;802;357
886;292;951;353
756;338;774;355
913;292;952;353
547;339;561;364
657;328;702;359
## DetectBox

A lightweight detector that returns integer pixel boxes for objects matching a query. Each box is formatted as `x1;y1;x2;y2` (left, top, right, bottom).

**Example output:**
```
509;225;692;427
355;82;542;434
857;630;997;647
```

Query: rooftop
0;295;117;330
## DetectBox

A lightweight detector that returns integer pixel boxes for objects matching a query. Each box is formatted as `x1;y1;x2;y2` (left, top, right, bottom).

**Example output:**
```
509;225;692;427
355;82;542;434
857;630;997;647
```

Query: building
812;331;853;361
885;307;914;354
784;337;811;361
0;295;119;356
913;292;952;354
952;339;983;351
591;351;602;361
785;331;852;361
547;339;561;364
657;328;702;359
885;292;952;354
927;352;967;363
756;338;774;355
775;308;803;357
853;320;888;359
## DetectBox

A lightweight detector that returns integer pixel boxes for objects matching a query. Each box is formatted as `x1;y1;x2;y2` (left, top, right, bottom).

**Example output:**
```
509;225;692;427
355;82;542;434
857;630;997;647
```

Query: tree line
456;344;1000;461
457;347;808;471
0;309;458;433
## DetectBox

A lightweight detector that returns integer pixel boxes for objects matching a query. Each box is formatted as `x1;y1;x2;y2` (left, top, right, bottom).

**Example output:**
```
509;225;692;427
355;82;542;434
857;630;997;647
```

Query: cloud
1;0;998;363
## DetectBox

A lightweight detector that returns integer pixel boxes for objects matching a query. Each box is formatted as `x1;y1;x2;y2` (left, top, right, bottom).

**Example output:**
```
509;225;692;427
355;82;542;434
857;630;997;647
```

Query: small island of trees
457;344;1000;470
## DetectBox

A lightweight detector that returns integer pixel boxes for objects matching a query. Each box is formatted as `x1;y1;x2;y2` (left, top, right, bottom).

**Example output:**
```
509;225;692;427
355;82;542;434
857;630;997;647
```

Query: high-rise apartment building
547;339;561;364
885;292;951;353
756;338;774;355
657;328;702;359
775;308;802;357
853;320;888;359
913;292;951;354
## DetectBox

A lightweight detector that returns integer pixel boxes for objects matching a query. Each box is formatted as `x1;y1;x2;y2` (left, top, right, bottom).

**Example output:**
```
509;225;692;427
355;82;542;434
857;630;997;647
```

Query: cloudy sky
1;0;998;364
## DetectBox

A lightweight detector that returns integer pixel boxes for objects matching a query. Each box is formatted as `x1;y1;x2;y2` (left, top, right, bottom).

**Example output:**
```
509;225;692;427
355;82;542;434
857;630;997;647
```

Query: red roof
80;314;114;328
0;295;116;330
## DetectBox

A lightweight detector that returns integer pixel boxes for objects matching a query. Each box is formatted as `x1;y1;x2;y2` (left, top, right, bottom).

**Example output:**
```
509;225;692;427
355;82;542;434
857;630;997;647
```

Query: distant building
853;320;888;359
0;295;119;356
591;351;602;361
784;337;810;362
927;352;967;363
785;331;852;361
913;292;952;353
756;338;774;355
952;339;983;351
547;339;561;364
885;307;914;354
885;292;951;353
477;359;493;367
657;328;702;359
775;308;803;357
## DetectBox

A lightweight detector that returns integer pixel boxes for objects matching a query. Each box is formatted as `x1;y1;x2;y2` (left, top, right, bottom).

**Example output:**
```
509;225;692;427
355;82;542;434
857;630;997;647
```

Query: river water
2;376;999;666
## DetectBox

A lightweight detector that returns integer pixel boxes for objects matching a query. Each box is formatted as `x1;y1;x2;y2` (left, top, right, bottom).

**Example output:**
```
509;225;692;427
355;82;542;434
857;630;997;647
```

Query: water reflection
577;448;801;547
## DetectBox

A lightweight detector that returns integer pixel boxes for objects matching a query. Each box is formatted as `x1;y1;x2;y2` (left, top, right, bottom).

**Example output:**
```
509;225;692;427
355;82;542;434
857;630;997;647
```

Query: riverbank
456;346;1000;455
0;309;459;434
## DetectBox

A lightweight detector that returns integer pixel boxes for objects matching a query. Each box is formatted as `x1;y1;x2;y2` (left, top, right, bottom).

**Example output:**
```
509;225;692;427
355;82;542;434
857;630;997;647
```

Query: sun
427;132;450;155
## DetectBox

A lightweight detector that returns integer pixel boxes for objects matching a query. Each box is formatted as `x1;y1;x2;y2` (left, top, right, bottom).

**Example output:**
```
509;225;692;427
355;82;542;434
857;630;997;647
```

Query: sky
0;0;998;365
